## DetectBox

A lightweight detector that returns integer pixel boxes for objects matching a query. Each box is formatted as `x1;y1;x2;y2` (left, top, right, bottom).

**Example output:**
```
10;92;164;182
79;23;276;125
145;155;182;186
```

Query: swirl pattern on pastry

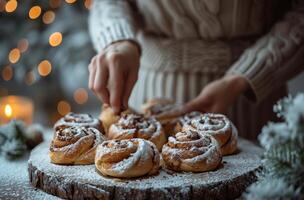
49;126;106;165
54;112;101;131
183;113;238;155
162;129;222;172
95;138;160;178
174;111;203;133
108;113;166;151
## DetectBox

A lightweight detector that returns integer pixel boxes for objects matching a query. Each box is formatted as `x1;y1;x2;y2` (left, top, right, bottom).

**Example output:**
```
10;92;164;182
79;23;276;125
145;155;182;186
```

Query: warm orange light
84;0;92;9
4;104;12;118
5;0;17;13
65;0;77;4
2;66;13;81
8;48;21;63
49;32;62;47
73;88;88;104
42;11;55;24
29;5;42;19
25;71;36;85
57;101;71;116
17;39;29;53
49;0;61;8
38;60;52;76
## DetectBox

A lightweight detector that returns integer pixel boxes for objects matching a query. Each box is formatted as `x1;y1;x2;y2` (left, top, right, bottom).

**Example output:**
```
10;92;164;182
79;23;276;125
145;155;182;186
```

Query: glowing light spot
17;39;29;53
42;11;55;24
2;66;13;81
4;104;12;118
8;48;20;64
49;0;61;8
74;88;88;104
84;0;92;9
65;0;77;4
49;32;62;47
29;5;41;19
57;101;71;116
5;0;17;13
25;71;36;85
38;60;52;77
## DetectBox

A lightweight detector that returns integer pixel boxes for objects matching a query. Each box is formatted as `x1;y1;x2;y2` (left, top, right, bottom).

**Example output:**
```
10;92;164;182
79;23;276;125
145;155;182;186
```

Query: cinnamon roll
108;113;166;151
162;129;222;172
54;112;102;131
141;98;182;137
183;113;238;155
99;104;134;134
49;126;106;165
174;111;203;133
95;138;160;178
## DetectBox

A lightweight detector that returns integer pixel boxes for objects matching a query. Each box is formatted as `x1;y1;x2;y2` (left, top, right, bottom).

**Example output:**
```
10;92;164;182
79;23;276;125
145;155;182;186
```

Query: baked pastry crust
99;105;133;134
108;113;166;151
162;129;222;172
182;113;238;155
95;138;160;178
49;126;106;165
54;112;102;131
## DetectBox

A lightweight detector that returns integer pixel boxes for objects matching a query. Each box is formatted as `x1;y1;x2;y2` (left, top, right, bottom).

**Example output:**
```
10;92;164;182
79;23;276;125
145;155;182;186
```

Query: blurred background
0;0;101;126
0;0;303;127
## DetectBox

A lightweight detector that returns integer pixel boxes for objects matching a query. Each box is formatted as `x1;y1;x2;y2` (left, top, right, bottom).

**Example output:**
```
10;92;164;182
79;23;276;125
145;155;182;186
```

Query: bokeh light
42;11;55;24
25;71;36;85
49;32;62;47
65;0;77;4
84;0;92;9
73;88;88;104
49;0;61;8
8;48;20;64
2;65;13;81
17;39;29;53
29;5;42;19
38;60;52;76
5;0;17;13
57;101;71;116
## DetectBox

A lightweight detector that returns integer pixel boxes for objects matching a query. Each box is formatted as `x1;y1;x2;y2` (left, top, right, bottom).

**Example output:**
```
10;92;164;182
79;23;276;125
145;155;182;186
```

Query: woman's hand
182;75;250;114
88;41;140;114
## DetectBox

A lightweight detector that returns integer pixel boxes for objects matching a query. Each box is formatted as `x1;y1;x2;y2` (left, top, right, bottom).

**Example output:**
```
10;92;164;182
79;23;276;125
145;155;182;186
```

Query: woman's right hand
88;41;140;114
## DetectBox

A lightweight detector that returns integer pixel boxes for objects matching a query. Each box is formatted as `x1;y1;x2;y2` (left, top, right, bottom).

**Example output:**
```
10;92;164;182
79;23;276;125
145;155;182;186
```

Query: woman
88;0;304;140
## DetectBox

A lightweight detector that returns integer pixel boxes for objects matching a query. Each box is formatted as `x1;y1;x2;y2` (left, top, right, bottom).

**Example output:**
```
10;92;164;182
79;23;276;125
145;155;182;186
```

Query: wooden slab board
28;138;263;200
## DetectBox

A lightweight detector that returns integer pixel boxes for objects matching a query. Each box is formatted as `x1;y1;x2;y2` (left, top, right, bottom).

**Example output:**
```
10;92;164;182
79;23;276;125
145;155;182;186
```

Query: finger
122;72;138;109
108;55;124;114
94;54;110;104
88;56;97;92
182;95;211;114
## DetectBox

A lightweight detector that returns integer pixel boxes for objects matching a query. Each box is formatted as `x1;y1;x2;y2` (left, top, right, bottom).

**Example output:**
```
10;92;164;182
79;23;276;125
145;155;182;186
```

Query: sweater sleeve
88;0;138;52
226;2;304;103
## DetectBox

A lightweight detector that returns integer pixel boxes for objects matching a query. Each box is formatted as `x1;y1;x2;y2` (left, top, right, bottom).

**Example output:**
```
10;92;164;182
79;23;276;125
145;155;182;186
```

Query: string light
5;0;17;13
38;60;52;76
84;0;92;9
49;0;61;8
8;48;20;64
57;101;71;115
73;88;88;104
29;5;42;19
25;71;36;85
17;39;29;53
65;0;77;4
42;11;55;24
49;32;62;47
2;66;13;81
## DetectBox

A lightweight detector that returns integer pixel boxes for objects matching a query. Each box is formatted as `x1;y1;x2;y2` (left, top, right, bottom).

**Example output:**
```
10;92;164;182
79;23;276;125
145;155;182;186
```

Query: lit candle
0;96;34;125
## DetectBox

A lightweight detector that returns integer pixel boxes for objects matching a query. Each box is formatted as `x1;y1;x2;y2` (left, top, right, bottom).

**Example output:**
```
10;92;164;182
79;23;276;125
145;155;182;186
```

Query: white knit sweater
89;0;304;103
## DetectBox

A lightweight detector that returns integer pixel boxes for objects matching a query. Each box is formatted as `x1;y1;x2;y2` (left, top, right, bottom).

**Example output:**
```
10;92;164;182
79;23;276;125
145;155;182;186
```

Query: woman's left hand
181;75;250;114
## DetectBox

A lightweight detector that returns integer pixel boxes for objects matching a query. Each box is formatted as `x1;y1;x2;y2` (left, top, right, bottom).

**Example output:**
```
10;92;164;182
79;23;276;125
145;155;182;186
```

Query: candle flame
4;104;12;118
